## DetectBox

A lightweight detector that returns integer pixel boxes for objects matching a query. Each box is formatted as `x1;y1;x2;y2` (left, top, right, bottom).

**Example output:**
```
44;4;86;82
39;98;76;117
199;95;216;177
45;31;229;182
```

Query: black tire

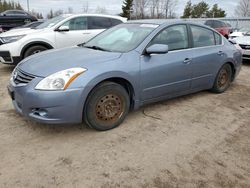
84;82;130;131
211;64;232;93
24;45;48;58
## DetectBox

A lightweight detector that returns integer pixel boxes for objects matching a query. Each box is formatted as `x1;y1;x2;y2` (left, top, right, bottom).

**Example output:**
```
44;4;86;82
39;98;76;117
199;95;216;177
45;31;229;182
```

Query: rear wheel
211;64;232;93
24;45;48;58
84;82;130;131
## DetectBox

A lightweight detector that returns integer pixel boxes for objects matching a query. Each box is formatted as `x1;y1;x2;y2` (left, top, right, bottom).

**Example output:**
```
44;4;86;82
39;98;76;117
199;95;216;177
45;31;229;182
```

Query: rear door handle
183;58;191;64
217;51;224;56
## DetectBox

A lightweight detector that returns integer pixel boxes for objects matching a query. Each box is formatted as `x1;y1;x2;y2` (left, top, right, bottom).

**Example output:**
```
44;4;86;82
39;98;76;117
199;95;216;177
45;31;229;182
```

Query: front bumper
238;44;250;60
0;51;21;65
7;78;87;124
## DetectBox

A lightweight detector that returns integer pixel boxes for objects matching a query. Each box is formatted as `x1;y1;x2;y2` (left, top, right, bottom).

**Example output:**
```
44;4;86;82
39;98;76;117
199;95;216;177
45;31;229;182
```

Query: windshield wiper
84;45;110;52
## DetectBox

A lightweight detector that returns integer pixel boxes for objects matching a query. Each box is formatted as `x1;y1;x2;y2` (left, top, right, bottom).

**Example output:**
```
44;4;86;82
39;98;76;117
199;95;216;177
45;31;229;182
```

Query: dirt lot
0;63;249;188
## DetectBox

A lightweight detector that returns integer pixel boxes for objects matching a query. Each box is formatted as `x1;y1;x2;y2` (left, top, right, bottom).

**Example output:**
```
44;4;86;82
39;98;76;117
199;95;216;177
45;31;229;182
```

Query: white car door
55;16;94;48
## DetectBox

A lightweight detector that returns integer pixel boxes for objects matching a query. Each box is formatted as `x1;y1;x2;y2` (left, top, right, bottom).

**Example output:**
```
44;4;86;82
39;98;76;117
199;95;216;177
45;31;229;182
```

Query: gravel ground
0;63;250;188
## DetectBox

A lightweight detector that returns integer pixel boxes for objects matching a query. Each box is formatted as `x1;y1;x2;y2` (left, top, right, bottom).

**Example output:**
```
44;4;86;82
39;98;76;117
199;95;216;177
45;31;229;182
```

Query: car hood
234;36;250;45
0;27;45;37
18;47;122;77
230;32;243;37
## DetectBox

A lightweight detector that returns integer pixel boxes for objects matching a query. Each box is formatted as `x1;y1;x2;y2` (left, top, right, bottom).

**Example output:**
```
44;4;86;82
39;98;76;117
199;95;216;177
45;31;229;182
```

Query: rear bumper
0;51;21;65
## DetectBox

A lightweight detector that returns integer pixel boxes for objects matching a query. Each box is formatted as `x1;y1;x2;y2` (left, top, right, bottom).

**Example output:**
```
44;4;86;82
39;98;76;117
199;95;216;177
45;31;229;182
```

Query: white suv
0;14;126;65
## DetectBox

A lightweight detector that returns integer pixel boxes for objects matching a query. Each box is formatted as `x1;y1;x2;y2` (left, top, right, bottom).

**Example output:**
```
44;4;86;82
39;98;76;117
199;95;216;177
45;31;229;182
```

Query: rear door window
88;17;112;29
214;32;222;45
213;20;224;28
110;18;123;26
191;25;216;47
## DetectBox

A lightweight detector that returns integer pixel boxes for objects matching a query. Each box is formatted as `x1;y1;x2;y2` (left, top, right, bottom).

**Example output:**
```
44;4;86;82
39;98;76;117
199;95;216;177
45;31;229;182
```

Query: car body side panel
140;50;192;101
190;45;226;90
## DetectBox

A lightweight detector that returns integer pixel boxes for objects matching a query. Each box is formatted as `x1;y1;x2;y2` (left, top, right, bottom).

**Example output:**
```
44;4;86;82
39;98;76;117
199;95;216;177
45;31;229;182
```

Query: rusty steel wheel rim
95;93;124;123
218;69;229;89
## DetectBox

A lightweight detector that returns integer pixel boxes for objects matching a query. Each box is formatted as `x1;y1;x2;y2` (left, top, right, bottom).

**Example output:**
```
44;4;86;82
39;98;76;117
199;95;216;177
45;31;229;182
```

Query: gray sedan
8;20;242;131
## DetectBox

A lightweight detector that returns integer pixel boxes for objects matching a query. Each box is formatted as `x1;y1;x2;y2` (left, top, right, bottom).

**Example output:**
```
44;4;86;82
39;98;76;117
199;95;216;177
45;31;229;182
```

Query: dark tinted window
110;18;122;26
213;20;225;28
150;24;189;51
61;17;87;30
204;20;213;27
191;25;215;47
88;17;112;29
4;10;26;15
214;32;222;45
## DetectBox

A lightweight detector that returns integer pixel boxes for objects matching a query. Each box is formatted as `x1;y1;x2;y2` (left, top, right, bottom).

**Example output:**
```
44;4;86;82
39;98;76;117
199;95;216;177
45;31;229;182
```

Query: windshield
239;27;250;32
36;15;68;29
84;23;159;53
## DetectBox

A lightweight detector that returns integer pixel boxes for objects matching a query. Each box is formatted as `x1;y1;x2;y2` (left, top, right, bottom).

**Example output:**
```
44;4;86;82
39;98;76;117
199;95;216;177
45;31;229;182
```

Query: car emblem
13;71;18;80
245;45;250;49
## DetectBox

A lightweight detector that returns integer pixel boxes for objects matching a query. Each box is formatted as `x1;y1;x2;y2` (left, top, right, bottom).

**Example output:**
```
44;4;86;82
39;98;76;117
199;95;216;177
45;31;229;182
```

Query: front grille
239;44;250;50
13;69;35;85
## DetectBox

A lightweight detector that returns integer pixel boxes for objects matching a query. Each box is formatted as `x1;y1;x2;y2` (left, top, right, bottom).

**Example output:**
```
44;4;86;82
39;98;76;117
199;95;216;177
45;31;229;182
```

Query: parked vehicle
11;21;44;30
0;14;126;65
0;10;37;32
234;36;250;60
229;27;250;39
8;21;242;131
204;19;230;38
226;23;234;34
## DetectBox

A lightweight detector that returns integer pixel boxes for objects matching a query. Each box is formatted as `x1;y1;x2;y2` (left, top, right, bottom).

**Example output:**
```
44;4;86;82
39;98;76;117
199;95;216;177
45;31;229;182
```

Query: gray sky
17;0;239;17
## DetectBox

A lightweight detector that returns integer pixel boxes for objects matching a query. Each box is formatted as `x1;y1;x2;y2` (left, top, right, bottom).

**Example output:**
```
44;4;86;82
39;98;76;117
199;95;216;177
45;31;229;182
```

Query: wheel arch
21;41;54;58
224;61;236;81
87;77;136;110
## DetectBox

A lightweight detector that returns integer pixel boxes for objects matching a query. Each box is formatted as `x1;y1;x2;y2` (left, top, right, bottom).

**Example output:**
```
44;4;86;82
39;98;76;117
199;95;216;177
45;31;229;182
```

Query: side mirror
57;25;69;32
146;44;168;55
228;39;237;45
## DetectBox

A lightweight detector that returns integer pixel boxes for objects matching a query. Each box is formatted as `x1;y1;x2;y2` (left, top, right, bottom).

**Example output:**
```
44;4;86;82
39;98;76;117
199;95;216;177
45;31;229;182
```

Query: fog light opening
32;108;48;118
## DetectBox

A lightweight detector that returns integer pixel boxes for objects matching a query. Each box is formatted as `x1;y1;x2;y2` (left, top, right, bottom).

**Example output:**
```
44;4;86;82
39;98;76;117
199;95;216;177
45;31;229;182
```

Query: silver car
8;20;242;131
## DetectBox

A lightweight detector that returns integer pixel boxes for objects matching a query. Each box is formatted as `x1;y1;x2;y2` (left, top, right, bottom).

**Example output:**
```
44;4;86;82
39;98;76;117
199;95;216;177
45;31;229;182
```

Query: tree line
0;0;22;12
121;0;226;19
121;0;179;19
181;1;226;18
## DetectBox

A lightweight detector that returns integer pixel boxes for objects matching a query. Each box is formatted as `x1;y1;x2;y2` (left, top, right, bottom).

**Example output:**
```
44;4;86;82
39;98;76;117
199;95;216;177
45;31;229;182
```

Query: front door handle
183;58;191;64
217;51;224;56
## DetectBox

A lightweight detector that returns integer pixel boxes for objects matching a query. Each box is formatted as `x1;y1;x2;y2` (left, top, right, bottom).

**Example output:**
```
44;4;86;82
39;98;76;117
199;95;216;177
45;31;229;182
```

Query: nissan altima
8;20;242;131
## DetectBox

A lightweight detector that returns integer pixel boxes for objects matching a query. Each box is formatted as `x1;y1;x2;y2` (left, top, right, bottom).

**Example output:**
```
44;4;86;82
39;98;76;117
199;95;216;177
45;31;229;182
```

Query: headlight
0;35;25;44
35;68;87;91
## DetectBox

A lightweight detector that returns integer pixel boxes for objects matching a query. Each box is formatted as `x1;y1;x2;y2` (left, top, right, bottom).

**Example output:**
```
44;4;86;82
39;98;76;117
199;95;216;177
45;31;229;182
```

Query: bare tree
147;0;178;19
132;0;178;19
54;9;64;16
150;0;160;18
67;7;74;14
133;0;150;19
82;1;89;13
235;0;250;17
95;6;107;14
164;0;178;18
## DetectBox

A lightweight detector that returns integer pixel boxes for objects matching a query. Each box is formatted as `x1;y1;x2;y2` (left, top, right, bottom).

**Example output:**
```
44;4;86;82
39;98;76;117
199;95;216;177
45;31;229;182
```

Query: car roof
127;19;207;27
64;13;127;21
2;9;28;13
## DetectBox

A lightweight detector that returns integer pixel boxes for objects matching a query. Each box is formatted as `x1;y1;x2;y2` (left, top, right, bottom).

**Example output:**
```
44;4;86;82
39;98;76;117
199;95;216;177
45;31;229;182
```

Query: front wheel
84;82;130;131
24;45;48;58
211;64;232;93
